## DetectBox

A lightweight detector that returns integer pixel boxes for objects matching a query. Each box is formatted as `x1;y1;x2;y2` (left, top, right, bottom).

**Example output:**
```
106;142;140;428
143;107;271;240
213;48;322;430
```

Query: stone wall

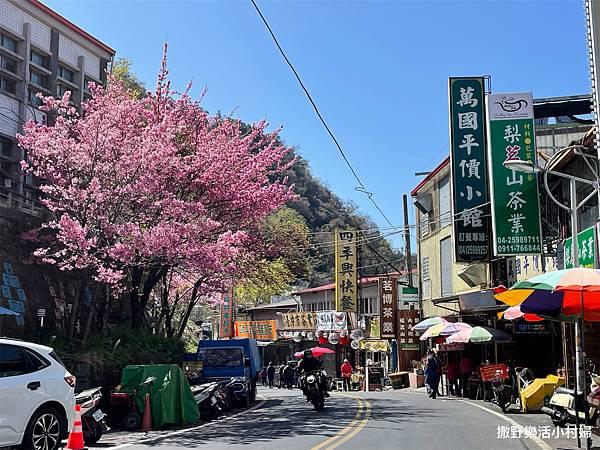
0;212;82;339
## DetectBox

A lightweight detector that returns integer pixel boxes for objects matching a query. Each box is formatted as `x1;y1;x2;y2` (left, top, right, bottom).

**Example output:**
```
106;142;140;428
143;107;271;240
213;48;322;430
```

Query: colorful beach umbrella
495;268;600;322
412;317;448;332
419;321;471;340
446;326;512;344
501;305;543;322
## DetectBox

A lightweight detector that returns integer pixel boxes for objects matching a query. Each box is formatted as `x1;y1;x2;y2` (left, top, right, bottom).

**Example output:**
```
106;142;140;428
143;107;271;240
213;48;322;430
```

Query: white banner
316;311;347;332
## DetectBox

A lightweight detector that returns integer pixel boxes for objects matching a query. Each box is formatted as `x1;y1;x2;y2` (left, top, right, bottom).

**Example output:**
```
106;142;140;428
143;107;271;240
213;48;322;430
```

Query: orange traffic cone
64;404;87;450
140;393;153;432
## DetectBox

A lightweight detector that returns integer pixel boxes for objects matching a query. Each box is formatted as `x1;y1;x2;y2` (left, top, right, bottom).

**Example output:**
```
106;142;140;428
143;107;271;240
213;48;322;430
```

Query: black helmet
304;349;313;358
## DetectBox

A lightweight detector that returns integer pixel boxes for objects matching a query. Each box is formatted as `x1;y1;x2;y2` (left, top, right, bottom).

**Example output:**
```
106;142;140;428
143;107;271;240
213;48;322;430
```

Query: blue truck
196;338;262;405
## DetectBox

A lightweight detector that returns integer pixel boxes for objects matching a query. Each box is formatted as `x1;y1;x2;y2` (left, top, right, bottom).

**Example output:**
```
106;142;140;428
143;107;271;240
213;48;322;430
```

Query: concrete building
0;0;114;215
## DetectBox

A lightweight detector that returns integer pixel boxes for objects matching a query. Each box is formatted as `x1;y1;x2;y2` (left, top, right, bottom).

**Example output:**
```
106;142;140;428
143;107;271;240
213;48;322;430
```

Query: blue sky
45;0;590;248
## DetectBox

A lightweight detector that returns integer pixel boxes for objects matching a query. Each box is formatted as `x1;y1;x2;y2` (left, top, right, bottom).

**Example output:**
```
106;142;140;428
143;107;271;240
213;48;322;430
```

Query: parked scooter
194;382;222;421
75;387;110;445
541;366;600;427
492;367;534;413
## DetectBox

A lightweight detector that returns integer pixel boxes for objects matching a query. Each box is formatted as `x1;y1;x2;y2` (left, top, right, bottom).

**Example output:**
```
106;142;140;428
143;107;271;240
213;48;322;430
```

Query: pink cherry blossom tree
18;45;294;333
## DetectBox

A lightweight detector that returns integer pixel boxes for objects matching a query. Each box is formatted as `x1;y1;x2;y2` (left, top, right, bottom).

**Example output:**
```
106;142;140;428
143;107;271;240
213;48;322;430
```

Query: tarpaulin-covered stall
118;364;200;427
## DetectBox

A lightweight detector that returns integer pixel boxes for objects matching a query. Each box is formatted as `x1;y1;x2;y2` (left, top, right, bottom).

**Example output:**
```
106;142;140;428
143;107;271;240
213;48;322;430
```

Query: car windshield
199;348;243;368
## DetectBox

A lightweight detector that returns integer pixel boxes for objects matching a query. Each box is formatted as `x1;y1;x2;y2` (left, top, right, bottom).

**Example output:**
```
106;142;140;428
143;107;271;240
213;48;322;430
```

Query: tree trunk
129;267;143;329
69;276;88;340
82;284;101;347
176;280;201;339
130;266;165;329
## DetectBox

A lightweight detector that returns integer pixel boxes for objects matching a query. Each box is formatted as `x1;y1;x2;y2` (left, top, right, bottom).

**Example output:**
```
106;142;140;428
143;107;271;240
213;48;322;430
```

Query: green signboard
487;93;542;256
449;77;490;262
564;225;597;268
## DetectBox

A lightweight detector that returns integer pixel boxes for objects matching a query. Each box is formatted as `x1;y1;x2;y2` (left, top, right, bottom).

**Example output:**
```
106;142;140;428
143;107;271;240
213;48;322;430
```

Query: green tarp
118;364;200;428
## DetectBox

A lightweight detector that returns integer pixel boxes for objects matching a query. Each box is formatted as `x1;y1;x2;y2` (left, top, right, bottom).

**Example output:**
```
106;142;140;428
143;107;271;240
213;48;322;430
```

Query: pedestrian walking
340;359;353;392
278;365;285;388
424;349;441;399
261;367;268;386
283;364;293;389
447;355;459;396
267;362;275;388
460;354;472;397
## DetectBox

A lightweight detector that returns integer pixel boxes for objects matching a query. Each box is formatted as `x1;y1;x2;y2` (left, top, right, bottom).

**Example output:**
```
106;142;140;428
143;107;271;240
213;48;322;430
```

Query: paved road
102;387;598;450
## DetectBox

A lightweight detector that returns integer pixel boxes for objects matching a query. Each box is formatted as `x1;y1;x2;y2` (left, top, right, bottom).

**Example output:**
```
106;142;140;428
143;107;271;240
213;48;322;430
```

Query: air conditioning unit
457;263;487;288
413;192;433;214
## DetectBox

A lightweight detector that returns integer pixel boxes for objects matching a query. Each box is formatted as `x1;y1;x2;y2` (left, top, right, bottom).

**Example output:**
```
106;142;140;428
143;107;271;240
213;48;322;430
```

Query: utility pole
402;194;413;287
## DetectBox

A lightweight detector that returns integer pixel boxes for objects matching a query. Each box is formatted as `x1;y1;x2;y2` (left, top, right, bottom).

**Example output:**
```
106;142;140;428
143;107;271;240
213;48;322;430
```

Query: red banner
219;290;235;338
480;363;508;382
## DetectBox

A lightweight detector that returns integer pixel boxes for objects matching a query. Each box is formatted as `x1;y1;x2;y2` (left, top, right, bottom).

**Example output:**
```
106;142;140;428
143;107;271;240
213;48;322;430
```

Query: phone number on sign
497;236;540;244
457;245;488;255
497;244;542;253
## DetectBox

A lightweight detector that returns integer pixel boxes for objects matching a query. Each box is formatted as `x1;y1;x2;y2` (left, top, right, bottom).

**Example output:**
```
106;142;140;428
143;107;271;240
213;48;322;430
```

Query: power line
249;0;401;232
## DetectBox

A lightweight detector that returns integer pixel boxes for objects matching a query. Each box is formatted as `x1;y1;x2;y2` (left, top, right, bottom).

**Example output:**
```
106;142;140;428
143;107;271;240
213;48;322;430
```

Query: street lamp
504;145;599;443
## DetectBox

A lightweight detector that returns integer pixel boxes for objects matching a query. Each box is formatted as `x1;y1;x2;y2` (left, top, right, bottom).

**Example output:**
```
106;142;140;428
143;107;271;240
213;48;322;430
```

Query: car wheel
22;406;64;450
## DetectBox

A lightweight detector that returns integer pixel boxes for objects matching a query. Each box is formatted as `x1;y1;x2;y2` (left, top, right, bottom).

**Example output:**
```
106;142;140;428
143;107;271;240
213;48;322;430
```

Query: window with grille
0;54;17;74
422;256;430;281
30;70;50;90
30;50;50;70
0;139;12;158
58;65;75;83
439;175;451;227
0;75;16;95
1;34;17;53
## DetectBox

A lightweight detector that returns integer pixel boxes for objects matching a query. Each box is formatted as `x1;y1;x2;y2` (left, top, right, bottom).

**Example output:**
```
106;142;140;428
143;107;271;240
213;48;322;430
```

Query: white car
0;338;75;450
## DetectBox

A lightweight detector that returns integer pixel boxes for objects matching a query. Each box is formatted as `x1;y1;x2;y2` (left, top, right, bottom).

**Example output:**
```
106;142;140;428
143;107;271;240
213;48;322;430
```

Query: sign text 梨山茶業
487;92;542;256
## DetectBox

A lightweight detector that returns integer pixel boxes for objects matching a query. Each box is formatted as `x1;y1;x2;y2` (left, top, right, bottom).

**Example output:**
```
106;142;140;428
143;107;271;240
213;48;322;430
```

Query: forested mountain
283;154;405;286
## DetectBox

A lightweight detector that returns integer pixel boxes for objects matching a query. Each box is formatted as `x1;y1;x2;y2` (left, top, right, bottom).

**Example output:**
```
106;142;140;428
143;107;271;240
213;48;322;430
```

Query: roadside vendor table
389;371;410;389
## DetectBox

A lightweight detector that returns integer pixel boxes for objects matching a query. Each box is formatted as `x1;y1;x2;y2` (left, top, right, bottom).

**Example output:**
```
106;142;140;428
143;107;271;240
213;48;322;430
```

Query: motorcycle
75;387;110;446
302;370;327;411
491;367;534;413
541;366;600;427
194;382;222;421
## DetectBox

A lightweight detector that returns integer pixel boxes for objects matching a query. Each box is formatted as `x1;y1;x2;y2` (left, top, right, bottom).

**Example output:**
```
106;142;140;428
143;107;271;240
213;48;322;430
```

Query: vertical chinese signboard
397;310;420;350
219;290;234;338
335;229;357;313
564;225;597;268
487;92;542;256
449;77;490;261
379;277;397;339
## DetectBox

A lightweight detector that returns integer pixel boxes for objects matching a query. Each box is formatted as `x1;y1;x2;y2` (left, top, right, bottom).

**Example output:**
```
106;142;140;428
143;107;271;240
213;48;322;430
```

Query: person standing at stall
267;362;275;389
425;349;441;399
460;354;473;397
341;359;353;392
447;355;459;396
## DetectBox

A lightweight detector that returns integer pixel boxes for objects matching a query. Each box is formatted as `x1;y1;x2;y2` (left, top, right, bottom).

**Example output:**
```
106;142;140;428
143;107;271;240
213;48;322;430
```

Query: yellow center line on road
311;394;369;450
324;400;371;450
